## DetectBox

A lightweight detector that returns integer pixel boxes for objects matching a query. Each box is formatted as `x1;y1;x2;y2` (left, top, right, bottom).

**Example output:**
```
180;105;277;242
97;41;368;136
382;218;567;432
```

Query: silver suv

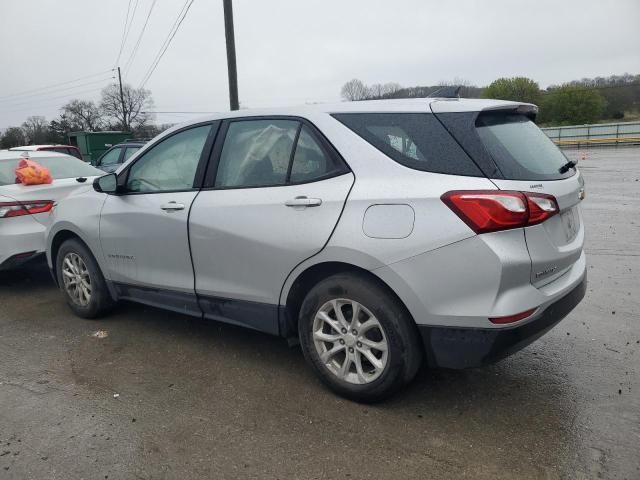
46;99;586;401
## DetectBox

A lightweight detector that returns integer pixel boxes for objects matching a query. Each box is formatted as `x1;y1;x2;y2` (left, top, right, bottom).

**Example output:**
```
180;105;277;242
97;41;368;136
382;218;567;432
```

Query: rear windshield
333;113;482;177
475;113;573;181
0;156;101;186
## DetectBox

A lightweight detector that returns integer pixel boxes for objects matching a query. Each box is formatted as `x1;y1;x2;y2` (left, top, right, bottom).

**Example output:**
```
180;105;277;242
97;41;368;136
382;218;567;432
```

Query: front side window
215;120;298;188
127;125;210;193
98;148;122;166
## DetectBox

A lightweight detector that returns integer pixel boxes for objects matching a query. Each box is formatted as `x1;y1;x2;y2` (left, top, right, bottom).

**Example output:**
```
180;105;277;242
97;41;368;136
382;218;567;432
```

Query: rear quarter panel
46;189;108;275
280;113;498;304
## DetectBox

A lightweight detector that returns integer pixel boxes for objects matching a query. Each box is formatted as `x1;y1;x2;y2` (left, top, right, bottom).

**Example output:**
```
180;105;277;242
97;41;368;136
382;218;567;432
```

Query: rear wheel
56;238;114;318
299;273;422;402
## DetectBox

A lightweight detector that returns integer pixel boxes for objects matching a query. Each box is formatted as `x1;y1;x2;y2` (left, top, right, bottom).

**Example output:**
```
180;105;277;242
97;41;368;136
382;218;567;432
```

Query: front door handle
285;196;322;208
161;201;185;211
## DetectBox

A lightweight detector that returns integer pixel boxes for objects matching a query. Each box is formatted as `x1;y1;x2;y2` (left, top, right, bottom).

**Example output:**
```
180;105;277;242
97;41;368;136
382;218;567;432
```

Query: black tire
298;272;423;402
55;238;114;319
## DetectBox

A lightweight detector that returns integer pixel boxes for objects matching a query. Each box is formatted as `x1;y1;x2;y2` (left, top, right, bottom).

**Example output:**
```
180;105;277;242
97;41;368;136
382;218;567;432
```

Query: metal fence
541;121;640;147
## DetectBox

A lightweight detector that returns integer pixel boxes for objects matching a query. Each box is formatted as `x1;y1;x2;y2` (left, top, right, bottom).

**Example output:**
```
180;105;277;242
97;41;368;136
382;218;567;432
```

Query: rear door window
289;126;343;183
332;113;482;177
215;120;299;188
475;113;573;181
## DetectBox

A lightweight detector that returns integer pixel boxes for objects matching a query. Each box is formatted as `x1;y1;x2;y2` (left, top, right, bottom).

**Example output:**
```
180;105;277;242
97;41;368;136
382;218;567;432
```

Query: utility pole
117;67;128;131
223;0;239;111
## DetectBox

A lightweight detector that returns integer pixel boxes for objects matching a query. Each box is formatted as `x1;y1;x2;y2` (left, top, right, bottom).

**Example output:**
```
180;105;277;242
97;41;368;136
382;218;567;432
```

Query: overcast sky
1;0;638;129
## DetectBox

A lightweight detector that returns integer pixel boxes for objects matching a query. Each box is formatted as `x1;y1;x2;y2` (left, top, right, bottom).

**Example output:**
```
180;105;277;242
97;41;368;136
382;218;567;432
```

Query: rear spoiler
429;99;538;120
480;103;538;121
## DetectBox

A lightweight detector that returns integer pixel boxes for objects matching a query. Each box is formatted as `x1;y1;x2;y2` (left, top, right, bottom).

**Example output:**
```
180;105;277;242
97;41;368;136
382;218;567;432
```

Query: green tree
540;85;605;125
483;77;542;105
0;127;27;148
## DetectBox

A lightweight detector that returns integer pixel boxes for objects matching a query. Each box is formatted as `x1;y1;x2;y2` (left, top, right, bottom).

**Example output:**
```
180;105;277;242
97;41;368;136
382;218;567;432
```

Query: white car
0;151;101;270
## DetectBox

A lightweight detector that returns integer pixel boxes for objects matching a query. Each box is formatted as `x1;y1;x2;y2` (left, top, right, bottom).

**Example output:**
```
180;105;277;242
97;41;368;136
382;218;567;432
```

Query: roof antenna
427;85;462;99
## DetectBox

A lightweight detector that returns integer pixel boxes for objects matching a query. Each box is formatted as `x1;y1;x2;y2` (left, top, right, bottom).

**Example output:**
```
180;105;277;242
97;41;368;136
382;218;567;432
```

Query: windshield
476;113;573;181
0;156;101;186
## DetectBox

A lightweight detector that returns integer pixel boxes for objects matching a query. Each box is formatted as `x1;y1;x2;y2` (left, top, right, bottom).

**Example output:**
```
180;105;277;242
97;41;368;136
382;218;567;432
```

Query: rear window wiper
558;160;577;174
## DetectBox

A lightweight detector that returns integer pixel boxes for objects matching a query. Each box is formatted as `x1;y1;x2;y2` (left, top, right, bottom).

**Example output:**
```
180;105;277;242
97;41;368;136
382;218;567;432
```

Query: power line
139;0;195;88
137;0;190;85
2;88;105;114
0;77;114;105
123;0;158;77
0;70;113;100
114;0;134;67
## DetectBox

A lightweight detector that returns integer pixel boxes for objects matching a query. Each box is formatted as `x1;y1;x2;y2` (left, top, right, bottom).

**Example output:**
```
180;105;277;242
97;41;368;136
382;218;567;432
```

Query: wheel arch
281;261;416;339
48;228;112;299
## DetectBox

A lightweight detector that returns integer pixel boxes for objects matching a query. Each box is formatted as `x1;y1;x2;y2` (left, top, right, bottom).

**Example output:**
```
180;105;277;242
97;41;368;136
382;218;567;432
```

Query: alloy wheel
312;299;389;385
62;252;92;307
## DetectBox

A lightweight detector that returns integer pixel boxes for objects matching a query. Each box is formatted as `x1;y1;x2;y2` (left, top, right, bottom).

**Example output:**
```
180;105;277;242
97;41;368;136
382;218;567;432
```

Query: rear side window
475;113;573;181
332;113;482;177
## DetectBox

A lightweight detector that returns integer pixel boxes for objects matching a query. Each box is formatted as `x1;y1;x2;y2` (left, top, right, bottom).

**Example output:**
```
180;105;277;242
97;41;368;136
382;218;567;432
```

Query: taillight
526;193;558;225
441;190;558;234
0;201;54;218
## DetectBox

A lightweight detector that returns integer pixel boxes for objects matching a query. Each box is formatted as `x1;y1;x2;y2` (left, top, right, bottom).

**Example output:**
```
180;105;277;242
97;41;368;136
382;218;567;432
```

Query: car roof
170;97;532;127
0;150;71;161
9;145;77;150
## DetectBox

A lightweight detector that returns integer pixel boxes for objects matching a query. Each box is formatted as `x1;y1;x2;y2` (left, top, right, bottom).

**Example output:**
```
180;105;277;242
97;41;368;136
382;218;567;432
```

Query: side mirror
93;173;118;194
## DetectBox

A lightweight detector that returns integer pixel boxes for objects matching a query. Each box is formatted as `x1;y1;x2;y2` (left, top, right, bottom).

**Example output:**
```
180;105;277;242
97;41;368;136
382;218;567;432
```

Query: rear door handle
161;202;185;211
285;196;322;208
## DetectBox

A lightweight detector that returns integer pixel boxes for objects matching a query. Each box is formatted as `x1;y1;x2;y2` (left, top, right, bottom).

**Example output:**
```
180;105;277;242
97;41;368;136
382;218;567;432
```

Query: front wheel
298;273;422;402
56;238;114;319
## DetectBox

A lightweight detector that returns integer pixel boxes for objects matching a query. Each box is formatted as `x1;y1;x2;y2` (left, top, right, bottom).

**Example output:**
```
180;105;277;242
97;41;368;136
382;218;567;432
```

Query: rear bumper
0;252;46;271
0;215;46;270
419;275;587;369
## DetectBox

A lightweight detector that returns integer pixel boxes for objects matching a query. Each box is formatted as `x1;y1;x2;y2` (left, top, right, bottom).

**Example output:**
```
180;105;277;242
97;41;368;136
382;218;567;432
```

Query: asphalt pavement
0;146;638;479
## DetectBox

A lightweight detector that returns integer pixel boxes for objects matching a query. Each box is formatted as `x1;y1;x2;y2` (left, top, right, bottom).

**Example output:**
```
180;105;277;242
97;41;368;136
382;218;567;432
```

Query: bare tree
380;82;402;98
341;79;370;101
61;99;104;131
100;83;154;132
21;116;49;144
368;83;385;99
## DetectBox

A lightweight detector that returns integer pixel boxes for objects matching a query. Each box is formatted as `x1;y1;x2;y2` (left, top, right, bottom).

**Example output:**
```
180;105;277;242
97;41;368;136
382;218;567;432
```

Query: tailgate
432;103;586;288
493;174;585;286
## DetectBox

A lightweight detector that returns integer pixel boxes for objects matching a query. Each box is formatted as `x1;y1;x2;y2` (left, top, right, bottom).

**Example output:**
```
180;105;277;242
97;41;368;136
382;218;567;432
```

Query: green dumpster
68;131;132;164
